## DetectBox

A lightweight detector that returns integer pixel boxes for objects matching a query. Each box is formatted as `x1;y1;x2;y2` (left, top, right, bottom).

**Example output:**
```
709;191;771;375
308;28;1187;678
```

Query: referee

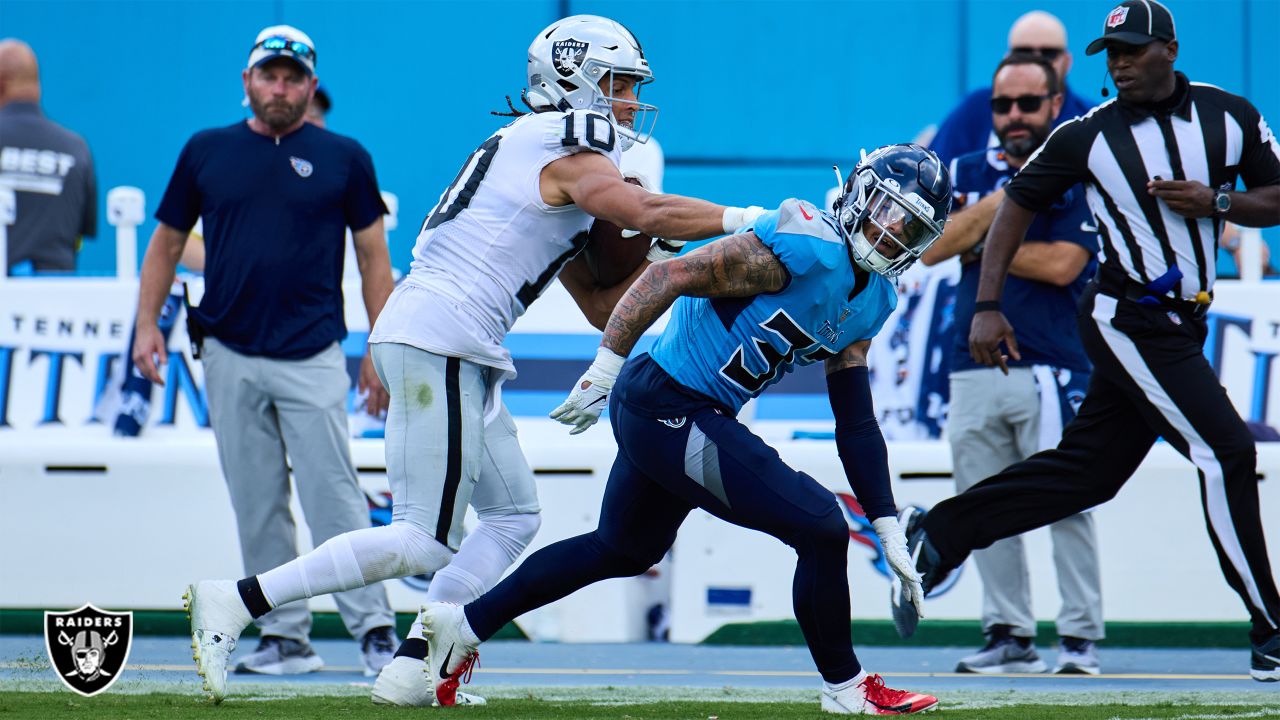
899;0;1280;680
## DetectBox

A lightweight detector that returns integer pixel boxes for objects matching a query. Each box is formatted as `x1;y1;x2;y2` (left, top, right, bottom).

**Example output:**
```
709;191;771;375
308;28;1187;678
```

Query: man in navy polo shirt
928;11;1096;167
917;53;1103;675
131;24;398;679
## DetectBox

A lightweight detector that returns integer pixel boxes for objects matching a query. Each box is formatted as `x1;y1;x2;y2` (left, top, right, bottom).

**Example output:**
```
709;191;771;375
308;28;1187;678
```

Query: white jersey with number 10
370;109;623;374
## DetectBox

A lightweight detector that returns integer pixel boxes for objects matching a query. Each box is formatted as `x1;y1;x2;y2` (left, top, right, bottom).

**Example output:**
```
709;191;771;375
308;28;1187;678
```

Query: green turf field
3;691;1280;719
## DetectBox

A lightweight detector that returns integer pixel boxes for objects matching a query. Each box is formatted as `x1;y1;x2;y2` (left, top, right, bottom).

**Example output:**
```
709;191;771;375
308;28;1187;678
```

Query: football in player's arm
538;97;762;328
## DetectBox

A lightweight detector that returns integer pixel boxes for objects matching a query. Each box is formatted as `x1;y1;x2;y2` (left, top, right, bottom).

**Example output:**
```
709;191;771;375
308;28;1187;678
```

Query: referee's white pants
948;367;1104;641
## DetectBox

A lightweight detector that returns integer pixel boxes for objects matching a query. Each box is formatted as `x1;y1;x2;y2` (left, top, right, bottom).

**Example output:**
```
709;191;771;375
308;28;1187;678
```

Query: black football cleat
892;507;954;639
1252;634;1280;682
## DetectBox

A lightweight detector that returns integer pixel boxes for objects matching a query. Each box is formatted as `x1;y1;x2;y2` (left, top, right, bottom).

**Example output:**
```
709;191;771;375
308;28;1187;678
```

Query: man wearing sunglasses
918;52;1102;676
906;0;1280;682
928;10;1096;167
133;24;400;685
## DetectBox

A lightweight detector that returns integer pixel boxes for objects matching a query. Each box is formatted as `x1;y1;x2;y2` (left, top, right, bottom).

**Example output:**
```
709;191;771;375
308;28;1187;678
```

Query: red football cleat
821;673;939;714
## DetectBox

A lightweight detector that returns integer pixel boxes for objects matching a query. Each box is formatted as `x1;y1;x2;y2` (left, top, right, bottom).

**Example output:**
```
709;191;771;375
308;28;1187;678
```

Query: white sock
458;610;481;646
824;670;868;694
258;522;453;607
426;513;541;604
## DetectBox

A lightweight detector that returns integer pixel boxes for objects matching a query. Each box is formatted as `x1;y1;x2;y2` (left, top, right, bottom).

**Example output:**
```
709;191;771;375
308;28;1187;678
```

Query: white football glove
872;515;925;619
645;237;687;263
549;347;627;435
722;205;767;234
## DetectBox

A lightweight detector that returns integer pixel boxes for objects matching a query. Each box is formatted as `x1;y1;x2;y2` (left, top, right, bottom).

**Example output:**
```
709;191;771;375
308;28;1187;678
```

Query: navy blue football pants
465;397;862;683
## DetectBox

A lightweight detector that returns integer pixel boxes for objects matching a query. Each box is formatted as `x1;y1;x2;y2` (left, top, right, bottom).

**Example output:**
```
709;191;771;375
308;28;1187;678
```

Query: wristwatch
1213;187;1232;217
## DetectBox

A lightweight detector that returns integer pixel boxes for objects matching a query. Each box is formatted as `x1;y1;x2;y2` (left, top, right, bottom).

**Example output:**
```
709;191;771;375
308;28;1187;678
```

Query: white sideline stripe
4;678;1280;708
1114;711;1280;720
0;660;1259;680
1092;293;1276;629
6;679;1280;714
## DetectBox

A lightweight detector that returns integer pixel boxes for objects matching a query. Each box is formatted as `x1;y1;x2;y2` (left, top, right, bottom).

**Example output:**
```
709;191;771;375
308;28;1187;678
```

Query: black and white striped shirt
1005;72;1280;300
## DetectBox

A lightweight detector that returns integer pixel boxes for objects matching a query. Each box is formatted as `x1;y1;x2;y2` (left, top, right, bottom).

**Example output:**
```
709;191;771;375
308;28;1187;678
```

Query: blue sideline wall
2;0;1276;277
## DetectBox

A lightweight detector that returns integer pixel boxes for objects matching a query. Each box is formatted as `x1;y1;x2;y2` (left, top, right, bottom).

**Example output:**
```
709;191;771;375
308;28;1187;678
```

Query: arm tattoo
825;340;871;375
602;232;788;356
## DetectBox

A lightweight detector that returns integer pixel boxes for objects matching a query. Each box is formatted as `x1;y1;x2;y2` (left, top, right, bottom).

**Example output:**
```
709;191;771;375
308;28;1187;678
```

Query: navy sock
236;577;272;619
791;509;862;684
394;637;428;660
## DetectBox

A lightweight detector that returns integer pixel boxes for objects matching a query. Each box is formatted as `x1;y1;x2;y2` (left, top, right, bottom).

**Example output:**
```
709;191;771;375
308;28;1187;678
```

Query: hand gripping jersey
370;109;624;373
649;199;898;413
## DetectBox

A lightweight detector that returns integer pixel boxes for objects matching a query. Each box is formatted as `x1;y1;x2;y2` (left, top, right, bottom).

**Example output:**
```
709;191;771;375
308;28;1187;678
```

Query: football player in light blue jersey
419;145;952;715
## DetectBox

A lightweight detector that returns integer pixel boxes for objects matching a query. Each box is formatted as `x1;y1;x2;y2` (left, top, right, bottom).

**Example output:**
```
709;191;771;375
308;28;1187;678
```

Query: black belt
1095;266;1212;319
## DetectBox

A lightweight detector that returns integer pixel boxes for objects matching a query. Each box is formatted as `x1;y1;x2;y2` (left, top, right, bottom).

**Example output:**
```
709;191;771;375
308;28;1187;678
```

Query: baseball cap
1085;1;1176;56
313;85;332;113
247;24;317;75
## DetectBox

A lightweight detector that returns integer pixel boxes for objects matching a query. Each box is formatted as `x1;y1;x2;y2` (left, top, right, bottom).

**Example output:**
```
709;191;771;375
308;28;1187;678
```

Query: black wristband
974;300;1001;313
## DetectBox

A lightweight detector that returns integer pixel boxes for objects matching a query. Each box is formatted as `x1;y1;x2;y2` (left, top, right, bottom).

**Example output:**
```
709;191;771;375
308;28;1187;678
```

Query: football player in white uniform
183;14;767;705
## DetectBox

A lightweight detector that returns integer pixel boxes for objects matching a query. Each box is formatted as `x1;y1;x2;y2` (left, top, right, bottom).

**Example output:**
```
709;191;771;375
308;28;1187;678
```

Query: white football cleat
453;691;488;706
371;656;432;706
372;656;488;706
183;580;253;703
421;602;480;707
821;673;938;715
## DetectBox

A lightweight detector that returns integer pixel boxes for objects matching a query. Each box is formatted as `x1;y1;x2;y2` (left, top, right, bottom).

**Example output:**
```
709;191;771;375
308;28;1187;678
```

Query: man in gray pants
918;53;1104;674
131;24;397;676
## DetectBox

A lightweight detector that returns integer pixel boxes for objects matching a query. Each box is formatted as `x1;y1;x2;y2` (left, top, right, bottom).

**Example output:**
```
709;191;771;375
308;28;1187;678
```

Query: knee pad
474;512;541;563
367;521;453;578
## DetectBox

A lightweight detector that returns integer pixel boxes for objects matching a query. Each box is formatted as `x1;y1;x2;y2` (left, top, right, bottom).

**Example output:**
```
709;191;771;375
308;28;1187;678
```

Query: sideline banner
7;274;1280;435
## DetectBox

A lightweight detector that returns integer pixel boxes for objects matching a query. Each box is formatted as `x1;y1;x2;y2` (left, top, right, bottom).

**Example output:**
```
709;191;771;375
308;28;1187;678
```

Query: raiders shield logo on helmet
44;604;133;696
551;39;588;78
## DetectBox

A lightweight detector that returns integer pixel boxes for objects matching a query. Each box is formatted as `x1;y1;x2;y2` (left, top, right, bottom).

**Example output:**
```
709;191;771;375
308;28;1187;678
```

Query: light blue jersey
650;199;898;413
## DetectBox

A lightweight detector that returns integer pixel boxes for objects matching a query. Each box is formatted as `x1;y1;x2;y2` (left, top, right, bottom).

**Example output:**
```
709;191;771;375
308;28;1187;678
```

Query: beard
997;121;1051;159
247;89;308;132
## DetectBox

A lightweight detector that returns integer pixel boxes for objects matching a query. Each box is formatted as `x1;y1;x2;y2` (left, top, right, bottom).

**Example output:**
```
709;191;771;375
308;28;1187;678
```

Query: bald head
1008;11;1067;48
0;39;40;105
1007;11;1073;84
